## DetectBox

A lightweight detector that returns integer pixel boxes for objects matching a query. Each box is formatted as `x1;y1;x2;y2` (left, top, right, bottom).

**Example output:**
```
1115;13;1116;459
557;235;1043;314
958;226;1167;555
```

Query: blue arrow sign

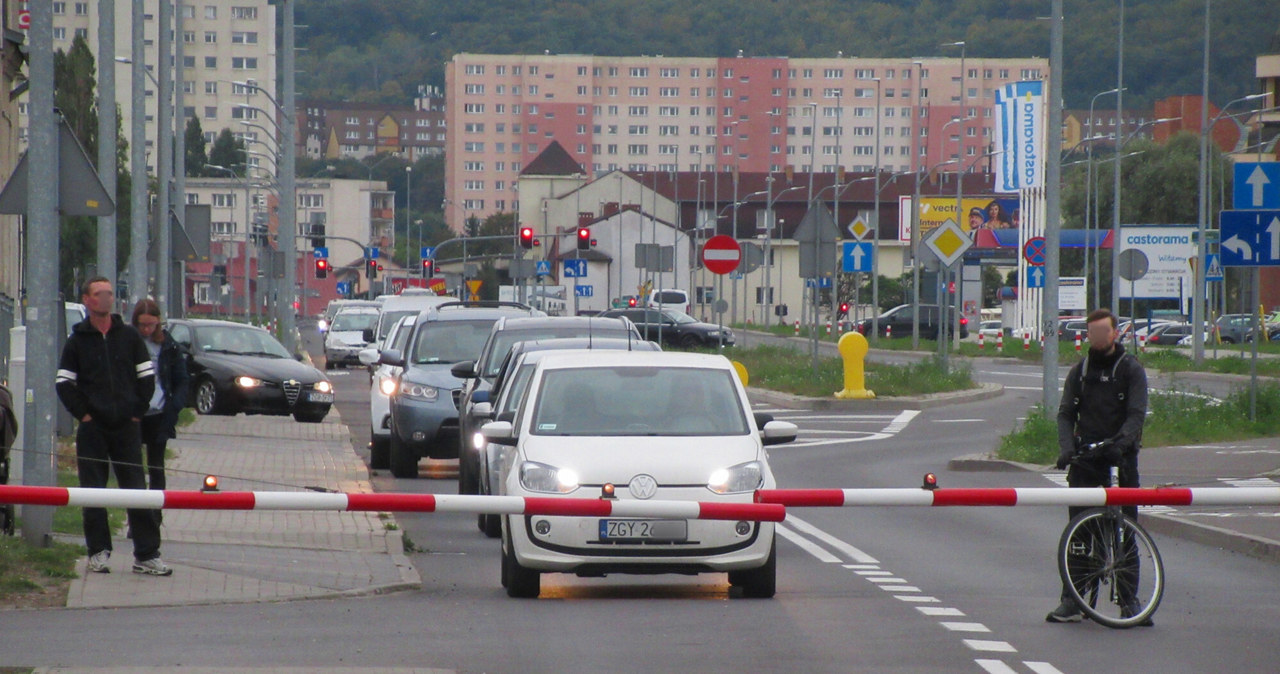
1219;210;1280;267
1205;253;1223;282
574;284;594;297
563;259;588;278
1026;266;1045;288
842;241;873;273
1234;162;1280;210
313;246;328;259
804;277;833;289
335;281;351;295
366;247;379;259
535;260;551;277
420;246;435;260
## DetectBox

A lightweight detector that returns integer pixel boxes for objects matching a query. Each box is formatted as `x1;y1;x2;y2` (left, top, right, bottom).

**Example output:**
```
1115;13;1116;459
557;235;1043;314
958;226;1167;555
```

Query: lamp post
405;165;413;268
762;180;806;329
938;116;970;364
1086;88;1124;308
1111;0;1127;315
911;60;926;348
942;41;966;355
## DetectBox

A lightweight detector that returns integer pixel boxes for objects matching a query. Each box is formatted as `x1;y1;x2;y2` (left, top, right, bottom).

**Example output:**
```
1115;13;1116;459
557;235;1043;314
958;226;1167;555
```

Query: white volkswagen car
359;314;416;469
482;351;796;599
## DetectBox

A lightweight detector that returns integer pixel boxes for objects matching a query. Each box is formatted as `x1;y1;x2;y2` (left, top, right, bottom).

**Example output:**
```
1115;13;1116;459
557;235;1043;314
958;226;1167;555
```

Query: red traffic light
627;297;637;307
421;258;434;278
314;258;329;279
519;226;535;249
577;227;591;251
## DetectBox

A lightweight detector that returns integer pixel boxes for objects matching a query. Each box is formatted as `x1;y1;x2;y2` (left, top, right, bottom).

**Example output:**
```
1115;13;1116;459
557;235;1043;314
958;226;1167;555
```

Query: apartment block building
444;53;1048;231
296;87;446;162
22;0;277;174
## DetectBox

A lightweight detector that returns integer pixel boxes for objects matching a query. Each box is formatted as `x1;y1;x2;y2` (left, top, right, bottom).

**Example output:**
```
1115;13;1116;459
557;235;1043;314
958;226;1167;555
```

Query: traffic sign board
420;246;435;260
1219;210;1280;267
313;246;328;259
563;259;588;278
842;241;873;273
701;235;741;275
924;218;972;268
535;260;552;277
1023;236;1047;266
804;277;833;289
1233;162;1280;210
1205;253;1223;282
366;247;379;259
1026;265;1045;288
848;215;872;241
574;285;594;297
335;281;351;295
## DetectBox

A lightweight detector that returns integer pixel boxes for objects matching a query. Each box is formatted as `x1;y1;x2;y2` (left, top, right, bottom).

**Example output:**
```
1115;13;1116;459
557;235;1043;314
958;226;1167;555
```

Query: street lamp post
1086;88;1124;308
911;60;926;349
942;41;966;354
1111;0;1127;315
405;165;413;268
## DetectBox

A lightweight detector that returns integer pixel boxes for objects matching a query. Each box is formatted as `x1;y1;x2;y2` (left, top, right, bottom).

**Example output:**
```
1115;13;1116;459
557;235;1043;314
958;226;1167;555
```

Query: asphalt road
1;326;1275;672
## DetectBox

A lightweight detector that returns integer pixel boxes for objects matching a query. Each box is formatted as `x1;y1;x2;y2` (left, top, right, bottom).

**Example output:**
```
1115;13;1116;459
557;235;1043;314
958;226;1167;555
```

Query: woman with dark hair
986;200;1013;229
131;300;189;516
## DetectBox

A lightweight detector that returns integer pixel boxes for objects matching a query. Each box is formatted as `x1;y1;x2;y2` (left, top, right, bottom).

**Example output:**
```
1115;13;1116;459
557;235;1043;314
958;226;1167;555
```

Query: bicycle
1056;441;1165;628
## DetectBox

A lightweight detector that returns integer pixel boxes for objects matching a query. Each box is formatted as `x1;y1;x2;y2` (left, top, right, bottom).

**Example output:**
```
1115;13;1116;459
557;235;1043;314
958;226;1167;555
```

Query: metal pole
156;0;173;315
954;44;965;352
912;63;924;350
1044;0;1065;412
173;0;186;316
1110;0;1126;315
406;165;412;268
129;0;147;306
97;0;117;302
280;0;299;350
764;177;774;329
1192;0;1211;364
872;81;882;343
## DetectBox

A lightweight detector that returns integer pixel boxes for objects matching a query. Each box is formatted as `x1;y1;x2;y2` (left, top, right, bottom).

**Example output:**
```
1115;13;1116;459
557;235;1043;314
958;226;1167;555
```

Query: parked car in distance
1216;314;1255;344
599;307;734;348
854;304;967;340
167;319;332;423
647;288;690;314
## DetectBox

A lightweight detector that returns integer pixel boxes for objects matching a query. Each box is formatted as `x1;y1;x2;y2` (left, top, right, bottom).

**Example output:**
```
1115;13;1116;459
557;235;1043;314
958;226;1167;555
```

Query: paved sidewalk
63;410;420;608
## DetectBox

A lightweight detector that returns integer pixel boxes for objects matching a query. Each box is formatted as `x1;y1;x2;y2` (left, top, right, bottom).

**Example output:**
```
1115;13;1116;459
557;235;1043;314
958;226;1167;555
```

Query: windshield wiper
241;351;284;358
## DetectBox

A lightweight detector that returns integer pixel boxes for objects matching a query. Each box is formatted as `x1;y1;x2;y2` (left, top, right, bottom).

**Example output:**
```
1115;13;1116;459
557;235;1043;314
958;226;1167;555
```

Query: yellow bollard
833;331;875;399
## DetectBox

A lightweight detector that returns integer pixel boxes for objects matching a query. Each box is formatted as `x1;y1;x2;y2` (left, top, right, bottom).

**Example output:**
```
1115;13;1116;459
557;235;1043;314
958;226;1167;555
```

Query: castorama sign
994;81;1045;193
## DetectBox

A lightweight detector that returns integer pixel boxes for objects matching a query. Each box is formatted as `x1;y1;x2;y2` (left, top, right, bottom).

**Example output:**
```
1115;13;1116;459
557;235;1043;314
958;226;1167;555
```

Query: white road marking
881;585;922;592
1023;662;1066;674
933;419;986;423
841;564;879;570
776;524;841;563
1222;477;1280;488
882;409;921;434
785;514;879;564
1004;386;1045;391
917;607;965;617
941;622;991;633
964;640;1017;653
852;569;893;576
866;577;909;584
975;661;1020;674
894;595;940;603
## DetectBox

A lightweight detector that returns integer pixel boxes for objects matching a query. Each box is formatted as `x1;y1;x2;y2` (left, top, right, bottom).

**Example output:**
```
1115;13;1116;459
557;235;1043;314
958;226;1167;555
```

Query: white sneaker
88;550;111;573
132;557;173;576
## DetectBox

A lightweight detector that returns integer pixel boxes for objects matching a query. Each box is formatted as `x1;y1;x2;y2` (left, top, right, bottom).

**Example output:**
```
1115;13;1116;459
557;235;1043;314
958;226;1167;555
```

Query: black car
854;304;968;340
452;316;643;493
599;308;735;348
167;319;333;423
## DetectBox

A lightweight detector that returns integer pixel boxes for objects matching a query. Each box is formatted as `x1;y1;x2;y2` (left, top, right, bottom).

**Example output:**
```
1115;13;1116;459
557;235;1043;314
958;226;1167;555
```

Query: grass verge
998;382;1280;465
716;344;975;398
0;536;81;609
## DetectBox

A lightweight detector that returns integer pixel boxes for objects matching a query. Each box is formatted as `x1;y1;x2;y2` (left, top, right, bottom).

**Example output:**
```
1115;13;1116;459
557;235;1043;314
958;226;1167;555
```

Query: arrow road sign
842;241;873;273
313;246;328;259
574;285;594;297
1234;162;1280;210
1027;265;1045;288
420;246;435;260
563;258;588;278
1220;210;1280;267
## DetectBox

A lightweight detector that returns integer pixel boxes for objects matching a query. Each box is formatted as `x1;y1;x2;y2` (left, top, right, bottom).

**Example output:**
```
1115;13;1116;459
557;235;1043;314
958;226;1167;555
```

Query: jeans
76;420;162;561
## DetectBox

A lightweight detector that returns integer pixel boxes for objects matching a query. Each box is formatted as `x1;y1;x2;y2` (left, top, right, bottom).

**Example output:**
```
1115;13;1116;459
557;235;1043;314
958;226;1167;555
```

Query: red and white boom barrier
756;487;1280;508
0;485;785;522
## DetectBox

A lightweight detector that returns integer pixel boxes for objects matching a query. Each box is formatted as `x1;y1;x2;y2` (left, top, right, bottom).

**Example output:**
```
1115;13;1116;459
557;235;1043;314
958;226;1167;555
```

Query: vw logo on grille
629;474;658;500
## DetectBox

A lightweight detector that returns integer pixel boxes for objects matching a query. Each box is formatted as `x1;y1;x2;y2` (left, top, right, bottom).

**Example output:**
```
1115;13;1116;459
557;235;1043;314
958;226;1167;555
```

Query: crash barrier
756;486;1280;508
0;484;785;521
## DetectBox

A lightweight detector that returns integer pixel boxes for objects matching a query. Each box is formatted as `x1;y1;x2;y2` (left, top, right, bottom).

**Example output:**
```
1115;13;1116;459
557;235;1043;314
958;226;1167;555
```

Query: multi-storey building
296;87;446;161
444;53;1048;231
21;0;277;173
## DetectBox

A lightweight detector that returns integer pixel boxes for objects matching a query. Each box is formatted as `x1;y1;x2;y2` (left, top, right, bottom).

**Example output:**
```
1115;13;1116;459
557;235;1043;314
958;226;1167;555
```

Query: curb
748;382;1004;411
944;454;1280;565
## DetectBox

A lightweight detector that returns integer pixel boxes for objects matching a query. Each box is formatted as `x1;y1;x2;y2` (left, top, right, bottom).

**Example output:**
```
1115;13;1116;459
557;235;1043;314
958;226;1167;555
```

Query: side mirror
760;420;798;446
472;401;494;420
471;389;491;404
379;349;405;368
480;420;517;446
362;328;375;343
451;360;478;379
357;348;379;366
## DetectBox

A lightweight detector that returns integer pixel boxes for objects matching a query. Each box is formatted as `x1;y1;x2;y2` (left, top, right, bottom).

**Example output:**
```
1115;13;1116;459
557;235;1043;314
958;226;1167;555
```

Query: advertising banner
994;81;1045;193
1117;225;1195;302
898;196;1021;242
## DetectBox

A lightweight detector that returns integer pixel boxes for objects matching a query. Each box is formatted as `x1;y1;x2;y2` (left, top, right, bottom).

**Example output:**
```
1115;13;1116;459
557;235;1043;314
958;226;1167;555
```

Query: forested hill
297;0;1278;110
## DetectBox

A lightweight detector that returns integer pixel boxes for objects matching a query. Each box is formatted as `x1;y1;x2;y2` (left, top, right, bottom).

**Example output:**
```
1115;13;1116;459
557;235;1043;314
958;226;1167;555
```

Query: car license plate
308;392;334;403
598;519;687;542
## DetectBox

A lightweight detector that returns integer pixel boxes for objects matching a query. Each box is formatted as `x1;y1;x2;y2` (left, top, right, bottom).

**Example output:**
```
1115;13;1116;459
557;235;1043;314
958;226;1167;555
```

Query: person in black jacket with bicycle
56;278;172;577
1047;307;1148;624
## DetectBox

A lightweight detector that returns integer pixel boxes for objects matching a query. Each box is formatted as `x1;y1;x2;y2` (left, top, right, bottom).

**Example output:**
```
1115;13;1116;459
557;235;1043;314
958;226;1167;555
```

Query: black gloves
1057;438;1122;470
1055;447;1073;470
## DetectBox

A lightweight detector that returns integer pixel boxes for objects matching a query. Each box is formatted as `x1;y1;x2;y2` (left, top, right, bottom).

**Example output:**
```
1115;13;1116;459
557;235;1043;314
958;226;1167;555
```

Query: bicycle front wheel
1057;508;1164;629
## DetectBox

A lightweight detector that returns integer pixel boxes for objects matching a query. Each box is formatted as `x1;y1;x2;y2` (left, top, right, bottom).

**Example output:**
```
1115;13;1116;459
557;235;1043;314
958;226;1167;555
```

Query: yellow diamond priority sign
848;215;872;241
923;218;972;267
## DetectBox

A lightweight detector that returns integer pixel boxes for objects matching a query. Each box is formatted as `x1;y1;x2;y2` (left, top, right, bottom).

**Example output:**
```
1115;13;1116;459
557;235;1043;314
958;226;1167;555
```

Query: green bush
716;344;974;398
997;405;1059;465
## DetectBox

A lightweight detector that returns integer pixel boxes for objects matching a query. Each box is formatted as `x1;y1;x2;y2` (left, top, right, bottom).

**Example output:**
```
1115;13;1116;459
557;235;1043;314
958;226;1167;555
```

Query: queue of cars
331;293;793;598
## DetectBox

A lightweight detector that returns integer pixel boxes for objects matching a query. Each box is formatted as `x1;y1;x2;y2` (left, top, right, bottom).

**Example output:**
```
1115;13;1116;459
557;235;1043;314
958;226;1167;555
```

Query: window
465;64;485;75
205;32;217;44
824;68;843;79
464;142;485;152
231;6;257;19
660;68;679;78
464;123;485;133
204;5;217;19
628;106;648;117
630;86;649;97
465;83;485;95
464;180;484;191
53;2;67;15
299;194;324;209
628;145;649;155
204;106;217;119
53;27;67;40
183;81;195;95
463;103;485;114
630;67;649;77
232;32;259;44
628;125;648;135
232;57;257;70
183;55;196;68
204;57;218;69
824;88;844;98
659;87;679;97
184;31;196;44
212;193;236;208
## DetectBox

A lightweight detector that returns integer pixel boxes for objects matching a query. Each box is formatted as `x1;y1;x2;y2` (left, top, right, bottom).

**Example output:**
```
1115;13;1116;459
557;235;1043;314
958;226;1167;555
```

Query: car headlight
378;376;398;397
472;431;487;450
317;320;328;332
235;376;263;388
707;461;763;494
519;461;579;494
313;380;333;394
398;381;439;402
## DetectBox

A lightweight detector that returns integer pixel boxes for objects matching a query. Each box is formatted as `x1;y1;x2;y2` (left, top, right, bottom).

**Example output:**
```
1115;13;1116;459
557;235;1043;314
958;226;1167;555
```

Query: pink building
444;54;1048;231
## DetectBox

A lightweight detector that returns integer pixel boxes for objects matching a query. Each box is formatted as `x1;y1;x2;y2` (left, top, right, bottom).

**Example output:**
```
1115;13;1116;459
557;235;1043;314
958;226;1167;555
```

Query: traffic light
837;302;849;319
366;258;378;280
577;227;591;251
310;222;326;249
314;258;329;279
421;258;434;278
627;297;637;307
519;226;535;249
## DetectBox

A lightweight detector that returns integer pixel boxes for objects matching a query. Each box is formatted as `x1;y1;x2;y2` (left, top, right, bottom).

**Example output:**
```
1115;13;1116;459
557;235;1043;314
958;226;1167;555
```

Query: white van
647;289;689;315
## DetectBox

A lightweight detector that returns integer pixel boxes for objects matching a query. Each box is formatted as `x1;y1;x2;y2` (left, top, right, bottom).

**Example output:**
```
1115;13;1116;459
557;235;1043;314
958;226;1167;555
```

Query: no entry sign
701;235;741;275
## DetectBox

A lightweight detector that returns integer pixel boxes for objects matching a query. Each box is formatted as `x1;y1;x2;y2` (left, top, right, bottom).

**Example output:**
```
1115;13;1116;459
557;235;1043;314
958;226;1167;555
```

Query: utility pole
96;0;117;298
1044;0;1065;411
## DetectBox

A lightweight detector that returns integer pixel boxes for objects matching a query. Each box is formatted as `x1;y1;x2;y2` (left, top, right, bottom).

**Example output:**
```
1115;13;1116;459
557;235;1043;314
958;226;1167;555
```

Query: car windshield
331;311;378;332
378;310;417;339
660;309;699;324
200;326;291;358
482;327;634;378
411;320;496;365
530;366;749;437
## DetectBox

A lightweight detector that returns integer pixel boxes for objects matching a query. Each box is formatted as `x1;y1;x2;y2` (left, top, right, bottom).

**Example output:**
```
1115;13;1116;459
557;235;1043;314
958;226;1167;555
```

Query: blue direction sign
1026;265;1046;288
1205;253;1224;282
366;247;379;259
313;246;328;259
420;246;435;260
535;260;551;277
804;277;833;289
575;285;594;297
842;241;873;273
563;258;588;278
1219;210;1280;267
335;281;351;295
1233;162;1280;210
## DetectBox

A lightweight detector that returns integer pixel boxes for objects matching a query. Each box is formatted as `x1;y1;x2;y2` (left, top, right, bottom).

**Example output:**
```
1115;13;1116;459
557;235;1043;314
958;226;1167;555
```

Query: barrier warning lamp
577;227;592;251
519;226;535;249
366;258;378;279
314;258;329;279
627;297;637;307
421;259;434;278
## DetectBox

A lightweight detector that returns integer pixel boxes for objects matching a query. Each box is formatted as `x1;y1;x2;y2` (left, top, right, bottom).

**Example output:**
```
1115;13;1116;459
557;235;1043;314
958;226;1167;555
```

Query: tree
185;116;209;177
207;128;246;177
